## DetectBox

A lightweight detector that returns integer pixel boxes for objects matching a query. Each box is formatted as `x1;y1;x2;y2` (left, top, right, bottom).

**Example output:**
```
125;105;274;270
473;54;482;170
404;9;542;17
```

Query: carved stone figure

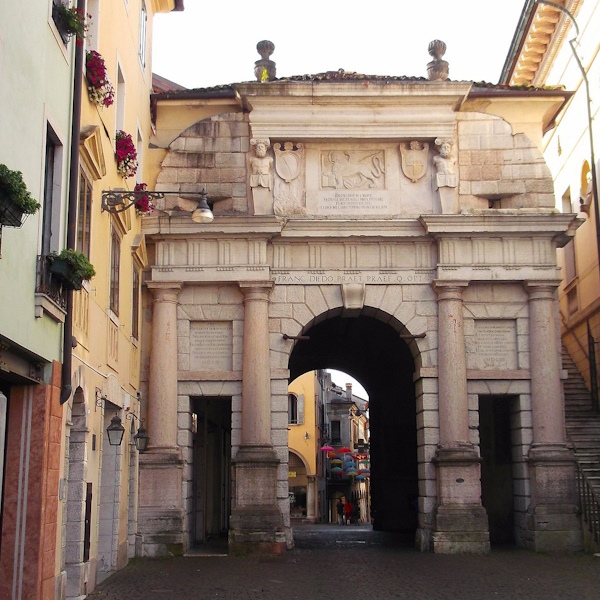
321;150;385;190
433;138;457;189
433;137;459;214
249;138;273;190
400;141;429;183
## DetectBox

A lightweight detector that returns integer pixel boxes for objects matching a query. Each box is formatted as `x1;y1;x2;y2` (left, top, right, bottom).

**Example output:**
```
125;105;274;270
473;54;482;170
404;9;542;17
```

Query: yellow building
57;1;182;597
288;371;321;522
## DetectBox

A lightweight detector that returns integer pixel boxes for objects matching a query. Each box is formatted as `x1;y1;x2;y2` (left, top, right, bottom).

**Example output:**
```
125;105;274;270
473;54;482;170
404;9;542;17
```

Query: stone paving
86;525;600;600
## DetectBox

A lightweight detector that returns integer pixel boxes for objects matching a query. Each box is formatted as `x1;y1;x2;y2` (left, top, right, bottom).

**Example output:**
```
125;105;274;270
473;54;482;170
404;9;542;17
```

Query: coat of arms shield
400;141;429;183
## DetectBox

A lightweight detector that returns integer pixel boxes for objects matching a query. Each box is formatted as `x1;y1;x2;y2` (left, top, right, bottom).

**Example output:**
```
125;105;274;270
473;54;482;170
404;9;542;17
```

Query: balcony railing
36;254;68;310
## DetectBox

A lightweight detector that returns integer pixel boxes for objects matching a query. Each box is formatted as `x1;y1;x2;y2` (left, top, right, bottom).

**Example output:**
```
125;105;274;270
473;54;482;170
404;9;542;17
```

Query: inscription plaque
474;320;517;370
272;269;432;285
315;190;390;215
190;321;232;371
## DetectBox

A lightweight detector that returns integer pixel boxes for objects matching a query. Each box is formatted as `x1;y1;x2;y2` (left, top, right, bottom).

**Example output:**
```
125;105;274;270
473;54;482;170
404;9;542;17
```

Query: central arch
289;313;418;535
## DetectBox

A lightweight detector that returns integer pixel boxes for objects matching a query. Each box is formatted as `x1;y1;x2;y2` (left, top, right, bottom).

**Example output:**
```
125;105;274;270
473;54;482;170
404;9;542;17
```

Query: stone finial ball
256;40;275;60
428;40;447;60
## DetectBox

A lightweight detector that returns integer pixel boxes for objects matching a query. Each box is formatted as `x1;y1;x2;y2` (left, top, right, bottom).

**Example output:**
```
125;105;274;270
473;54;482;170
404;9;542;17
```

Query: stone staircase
562;347;600;550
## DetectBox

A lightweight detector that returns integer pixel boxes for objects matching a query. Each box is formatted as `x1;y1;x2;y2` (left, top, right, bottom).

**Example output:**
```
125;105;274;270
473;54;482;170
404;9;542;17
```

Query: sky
152;0;527;90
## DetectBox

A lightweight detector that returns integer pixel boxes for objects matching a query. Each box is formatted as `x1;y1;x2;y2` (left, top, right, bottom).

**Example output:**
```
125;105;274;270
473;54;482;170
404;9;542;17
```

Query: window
288;394;298;424
115;64;125;133
563;239;576;286
136;128;143;182
567;287;578;316
132;266;140;339
77;171;92;258
110;227;121;315
331;420;341;444
138;2;148;68
42;125;63;256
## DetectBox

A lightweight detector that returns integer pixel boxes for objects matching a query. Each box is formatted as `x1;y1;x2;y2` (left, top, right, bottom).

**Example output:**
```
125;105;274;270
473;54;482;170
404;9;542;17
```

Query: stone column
147;283;181;449
525;282;582;552
431;281;489;553
229;282;285;553
304;475;317;524
138;282;185;557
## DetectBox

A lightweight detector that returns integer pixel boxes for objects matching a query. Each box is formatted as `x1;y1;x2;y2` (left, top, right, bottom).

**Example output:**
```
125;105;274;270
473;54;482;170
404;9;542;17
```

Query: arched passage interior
289;313;418;534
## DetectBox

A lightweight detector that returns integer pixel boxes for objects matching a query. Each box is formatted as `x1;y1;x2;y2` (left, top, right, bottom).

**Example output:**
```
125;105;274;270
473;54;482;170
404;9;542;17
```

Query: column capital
431;280;469;300
524;280;561;300
147;281;182;303
238;281;273;301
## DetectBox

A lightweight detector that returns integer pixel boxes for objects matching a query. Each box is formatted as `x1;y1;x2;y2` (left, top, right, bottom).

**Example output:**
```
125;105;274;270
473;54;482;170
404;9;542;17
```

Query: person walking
344;499;353;525
336;498;344;525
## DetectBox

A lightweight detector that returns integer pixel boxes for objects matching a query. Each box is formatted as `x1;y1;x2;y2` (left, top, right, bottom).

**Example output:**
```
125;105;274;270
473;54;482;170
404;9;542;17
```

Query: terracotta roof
276;69;428;83
150;69;567;104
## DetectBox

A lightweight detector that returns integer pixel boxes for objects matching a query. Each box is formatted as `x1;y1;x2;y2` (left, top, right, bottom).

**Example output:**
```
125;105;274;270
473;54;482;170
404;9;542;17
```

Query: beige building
139;40;583;555
501;0;600;551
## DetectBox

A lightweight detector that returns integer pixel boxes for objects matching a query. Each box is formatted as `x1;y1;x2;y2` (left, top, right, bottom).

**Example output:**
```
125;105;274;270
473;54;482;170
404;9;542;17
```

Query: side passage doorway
192;397;231;545
479;395;515;545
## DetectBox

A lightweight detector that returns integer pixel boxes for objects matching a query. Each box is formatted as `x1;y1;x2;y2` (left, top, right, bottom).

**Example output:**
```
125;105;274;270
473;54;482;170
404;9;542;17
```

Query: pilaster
229;282;285;554
524;282;582;552
138;282;185;557
430;280;489;553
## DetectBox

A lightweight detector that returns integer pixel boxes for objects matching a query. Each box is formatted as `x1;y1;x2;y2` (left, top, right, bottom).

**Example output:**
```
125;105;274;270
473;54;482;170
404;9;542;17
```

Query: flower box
0;164;40;227
52;2;90;44
115;131;138;179
0;188;25;227
49;257;83;290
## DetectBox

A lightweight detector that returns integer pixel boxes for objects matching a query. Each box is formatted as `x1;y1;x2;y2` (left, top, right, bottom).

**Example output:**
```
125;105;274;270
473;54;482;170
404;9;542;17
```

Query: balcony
35;255;68;322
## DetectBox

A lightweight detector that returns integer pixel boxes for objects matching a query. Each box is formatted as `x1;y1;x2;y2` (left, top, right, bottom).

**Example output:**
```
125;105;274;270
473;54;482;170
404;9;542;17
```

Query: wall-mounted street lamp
105;411;149;452
101;189;215;223
106;413;125;446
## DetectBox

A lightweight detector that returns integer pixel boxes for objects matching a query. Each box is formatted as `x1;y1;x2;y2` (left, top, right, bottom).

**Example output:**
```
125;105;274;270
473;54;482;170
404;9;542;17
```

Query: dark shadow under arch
289;314;418;533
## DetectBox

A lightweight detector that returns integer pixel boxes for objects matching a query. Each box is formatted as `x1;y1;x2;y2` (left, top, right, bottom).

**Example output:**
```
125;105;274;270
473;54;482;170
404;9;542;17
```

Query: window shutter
297;394;304;425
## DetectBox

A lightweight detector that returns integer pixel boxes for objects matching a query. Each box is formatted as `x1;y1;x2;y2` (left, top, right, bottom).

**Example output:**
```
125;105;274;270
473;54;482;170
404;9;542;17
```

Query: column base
432;505;490;553
432;445;490;553
138;448;185;557
525;443;582;553
229;445;285;554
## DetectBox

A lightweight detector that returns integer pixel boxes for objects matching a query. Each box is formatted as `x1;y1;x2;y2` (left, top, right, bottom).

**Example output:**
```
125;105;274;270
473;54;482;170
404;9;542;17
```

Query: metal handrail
575;463;600;546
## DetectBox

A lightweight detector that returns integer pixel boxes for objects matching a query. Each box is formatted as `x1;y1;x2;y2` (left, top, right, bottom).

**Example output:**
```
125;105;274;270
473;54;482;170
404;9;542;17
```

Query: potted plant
85;51;115;108
0;164;41;227
52;1;91;44
48;248;96;291
133;183;154;214
115;131;138;179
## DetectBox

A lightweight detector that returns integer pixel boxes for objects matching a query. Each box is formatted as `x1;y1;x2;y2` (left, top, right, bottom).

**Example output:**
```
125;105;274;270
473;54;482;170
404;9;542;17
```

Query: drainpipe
60;0;85;404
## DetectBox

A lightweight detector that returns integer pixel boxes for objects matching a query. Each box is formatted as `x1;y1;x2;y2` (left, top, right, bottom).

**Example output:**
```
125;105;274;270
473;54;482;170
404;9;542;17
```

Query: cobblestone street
86;525;600;600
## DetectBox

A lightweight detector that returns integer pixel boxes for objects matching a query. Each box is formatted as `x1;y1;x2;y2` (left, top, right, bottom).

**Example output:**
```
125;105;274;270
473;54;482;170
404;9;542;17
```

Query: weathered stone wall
457;113;555;210
155;111;556;219
157;114;250;214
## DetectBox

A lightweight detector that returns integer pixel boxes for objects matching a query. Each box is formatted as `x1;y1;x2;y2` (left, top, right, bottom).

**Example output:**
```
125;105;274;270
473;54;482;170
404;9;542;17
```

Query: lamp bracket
101;190;211;214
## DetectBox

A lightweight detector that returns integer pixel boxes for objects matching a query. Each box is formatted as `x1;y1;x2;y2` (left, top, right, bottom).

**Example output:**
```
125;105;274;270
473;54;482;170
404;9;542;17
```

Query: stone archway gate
138;73;582;556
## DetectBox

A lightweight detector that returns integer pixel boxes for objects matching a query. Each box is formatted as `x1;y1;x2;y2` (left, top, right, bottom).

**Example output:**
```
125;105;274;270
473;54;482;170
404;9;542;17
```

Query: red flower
133;183;154;214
